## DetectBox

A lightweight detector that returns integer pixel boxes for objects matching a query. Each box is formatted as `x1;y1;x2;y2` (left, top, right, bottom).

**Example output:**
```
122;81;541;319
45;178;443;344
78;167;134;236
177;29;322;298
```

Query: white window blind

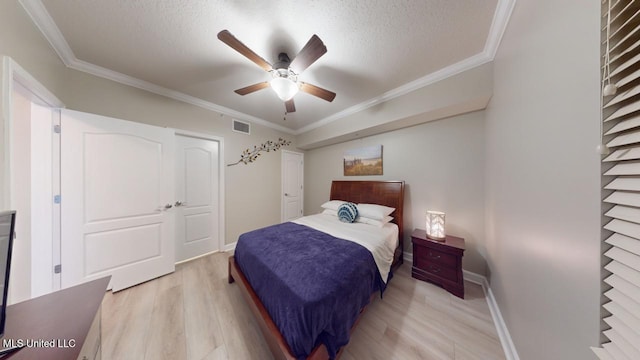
594;0;640;359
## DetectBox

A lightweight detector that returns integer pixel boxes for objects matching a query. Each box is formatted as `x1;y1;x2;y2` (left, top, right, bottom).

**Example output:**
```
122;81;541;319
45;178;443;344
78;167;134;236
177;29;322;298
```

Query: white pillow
320;200;346;211
356;215;393;227
322;209;338;217
357;203;395;220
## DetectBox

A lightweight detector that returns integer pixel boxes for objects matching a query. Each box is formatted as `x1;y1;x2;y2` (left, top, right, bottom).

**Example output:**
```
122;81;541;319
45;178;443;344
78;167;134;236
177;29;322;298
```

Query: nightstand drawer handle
428;265;441;273
428;252;441;259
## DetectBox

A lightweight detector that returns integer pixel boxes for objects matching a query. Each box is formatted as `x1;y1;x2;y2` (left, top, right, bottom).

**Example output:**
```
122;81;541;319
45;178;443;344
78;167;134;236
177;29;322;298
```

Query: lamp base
426;234;446;242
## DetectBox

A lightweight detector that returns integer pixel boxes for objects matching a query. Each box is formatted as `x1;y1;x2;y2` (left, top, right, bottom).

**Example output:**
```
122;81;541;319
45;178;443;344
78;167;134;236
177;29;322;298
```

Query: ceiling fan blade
218;30;272;72
300;82;336;102
234;82;269;95
285;99;296;113
289;35;327;74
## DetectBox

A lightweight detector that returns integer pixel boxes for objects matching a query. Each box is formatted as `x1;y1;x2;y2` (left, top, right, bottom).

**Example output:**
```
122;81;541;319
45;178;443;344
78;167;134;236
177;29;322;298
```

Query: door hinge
54;195;61;204
53;124;61;133
54;264;61;274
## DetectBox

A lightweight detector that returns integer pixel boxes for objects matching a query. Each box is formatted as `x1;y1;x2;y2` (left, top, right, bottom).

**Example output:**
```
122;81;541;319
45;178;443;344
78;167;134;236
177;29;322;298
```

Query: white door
282;151;304;222
61;109;175;291
175;134;220;262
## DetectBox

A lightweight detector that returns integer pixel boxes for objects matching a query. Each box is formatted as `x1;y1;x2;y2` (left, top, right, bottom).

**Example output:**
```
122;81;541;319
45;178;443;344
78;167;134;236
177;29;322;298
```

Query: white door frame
173;129;225;252
2;57;65;302
281;150;304;222
2;56;65;208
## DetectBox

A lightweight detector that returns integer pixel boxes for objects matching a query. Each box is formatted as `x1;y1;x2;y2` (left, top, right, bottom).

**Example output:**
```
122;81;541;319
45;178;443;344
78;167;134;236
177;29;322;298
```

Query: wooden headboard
329;180;405;269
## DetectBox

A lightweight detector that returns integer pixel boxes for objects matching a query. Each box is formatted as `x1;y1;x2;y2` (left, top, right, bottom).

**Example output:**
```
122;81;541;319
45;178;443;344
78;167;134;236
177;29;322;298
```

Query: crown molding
294;0;516;135
20;0;515;137
485;0;517;59
71;58;295;134
70;58;295;134
294;51;492;135
18;0;75;65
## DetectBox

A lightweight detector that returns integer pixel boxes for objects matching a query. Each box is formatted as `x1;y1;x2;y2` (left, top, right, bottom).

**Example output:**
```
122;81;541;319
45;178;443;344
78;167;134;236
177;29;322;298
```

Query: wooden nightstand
411;228;465;298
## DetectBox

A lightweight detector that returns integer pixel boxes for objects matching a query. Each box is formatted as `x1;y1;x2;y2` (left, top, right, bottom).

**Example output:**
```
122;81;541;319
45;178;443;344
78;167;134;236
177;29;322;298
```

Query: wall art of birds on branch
227;138;292;166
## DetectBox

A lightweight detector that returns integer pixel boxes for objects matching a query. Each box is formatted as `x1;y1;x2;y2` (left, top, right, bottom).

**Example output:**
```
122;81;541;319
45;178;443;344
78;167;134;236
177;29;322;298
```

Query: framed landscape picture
343;145;383;176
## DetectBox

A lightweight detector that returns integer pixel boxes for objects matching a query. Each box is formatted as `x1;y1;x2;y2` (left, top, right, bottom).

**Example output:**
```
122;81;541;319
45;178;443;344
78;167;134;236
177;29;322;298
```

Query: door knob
174;201;186;207
163;204;173;210
284;193;289;196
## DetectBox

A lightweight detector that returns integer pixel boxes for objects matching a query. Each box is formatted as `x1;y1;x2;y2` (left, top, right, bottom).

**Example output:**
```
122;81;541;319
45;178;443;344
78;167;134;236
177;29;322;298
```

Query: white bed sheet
293;213;398;283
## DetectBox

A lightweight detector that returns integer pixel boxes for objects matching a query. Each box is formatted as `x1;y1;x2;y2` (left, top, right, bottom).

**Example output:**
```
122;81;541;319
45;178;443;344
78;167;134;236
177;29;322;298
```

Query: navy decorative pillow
337;202;358;223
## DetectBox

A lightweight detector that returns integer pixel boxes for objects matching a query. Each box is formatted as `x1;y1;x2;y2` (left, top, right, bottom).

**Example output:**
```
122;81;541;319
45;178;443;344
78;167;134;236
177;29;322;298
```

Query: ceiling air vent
232;119;250;135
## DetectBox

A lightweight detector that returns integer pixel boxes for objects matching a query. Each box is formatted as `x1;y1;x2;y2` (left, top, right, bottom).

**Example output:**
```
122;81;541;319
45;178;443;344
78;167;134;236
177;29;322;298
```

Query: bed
228;180;405;360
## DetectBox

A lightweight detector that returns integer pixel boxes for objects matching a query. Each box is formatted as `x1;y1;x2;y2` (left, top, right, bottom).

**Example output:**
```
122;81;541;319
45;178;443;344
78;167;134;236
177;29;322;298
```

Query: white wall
484;1;601;359
305;111;487;275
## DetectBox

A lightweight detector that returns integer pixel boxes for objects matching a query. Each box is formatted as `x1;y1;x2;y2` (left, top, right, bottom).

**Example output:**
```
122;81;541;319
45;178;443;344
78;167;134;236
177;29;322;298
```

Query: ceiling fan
217;30;336;113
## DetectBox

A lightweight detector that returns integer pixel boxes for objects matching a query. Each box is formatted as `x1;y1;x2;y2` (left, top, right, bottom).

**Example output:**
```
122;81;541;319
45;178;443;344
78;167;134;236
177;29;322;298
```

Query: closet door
282;151;304;222
174;134;220;262
60;109;174;291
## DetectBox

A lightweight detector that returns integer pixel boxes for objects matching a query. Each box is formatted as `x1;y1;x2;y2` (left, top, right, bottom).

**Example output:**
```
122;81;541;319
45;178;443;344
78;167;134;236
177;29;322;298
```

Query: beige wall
298;62;493;149
0;0;295;252
305;111;487;275
484;0;601;359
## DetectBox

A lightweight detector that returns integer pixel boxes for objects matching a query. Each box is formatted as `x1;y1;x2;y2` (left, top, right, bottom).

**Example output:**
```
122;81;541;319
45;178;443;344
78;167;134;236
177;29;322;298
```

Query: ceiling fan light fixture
270;69;299;101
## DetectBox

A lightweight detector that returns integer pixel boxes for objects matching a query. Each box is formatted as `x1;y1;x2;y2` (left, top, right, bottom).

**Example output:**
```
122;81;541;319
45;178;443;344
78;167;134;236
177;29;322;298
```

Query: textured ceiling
37;0;498;131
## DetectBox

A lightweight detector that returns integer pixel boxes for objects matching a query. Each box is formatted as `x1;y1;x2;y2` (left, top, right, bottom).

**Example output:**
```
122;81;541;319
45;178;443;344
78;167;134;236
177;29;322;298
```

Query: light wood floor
101;252;506;360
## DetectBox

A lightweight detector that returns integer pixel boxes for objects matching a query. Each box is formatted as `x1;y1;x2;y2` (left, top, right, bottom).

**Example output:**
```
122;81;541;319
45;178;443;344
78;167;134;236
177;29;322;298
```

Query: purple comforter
234;222;386;359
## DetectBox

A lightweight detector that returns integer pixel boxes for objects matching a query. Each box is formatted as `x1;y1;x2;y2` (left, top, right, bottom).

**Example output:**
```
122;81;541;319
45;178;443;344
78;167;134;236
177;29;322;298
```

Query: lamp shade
270;77;299;101
426;210;446;240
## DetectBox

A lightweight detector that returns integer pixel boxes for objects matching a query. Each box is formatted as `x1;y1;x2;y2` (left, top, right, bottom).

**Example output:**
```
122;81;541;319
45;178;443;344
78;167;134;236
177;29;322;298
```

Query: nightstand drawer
414;245;457;268
421;262;458;282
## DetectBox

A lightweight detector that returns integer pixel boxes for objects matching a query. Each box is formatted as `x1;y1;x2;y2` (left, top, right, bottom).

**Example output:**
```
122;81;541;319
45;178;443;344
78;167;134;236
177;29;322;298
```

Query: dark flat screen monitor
0;211;16;337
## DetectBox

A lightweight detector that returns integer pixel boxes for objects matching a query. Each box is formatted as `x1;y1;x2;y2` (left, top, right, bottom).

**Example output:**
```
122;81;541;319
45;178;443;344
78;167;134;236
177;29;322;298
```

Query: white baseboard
483;280;520;360
403;252;520;360
224;241;237;252
174;249;219;265
403;251;413;264
462;269;485;286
